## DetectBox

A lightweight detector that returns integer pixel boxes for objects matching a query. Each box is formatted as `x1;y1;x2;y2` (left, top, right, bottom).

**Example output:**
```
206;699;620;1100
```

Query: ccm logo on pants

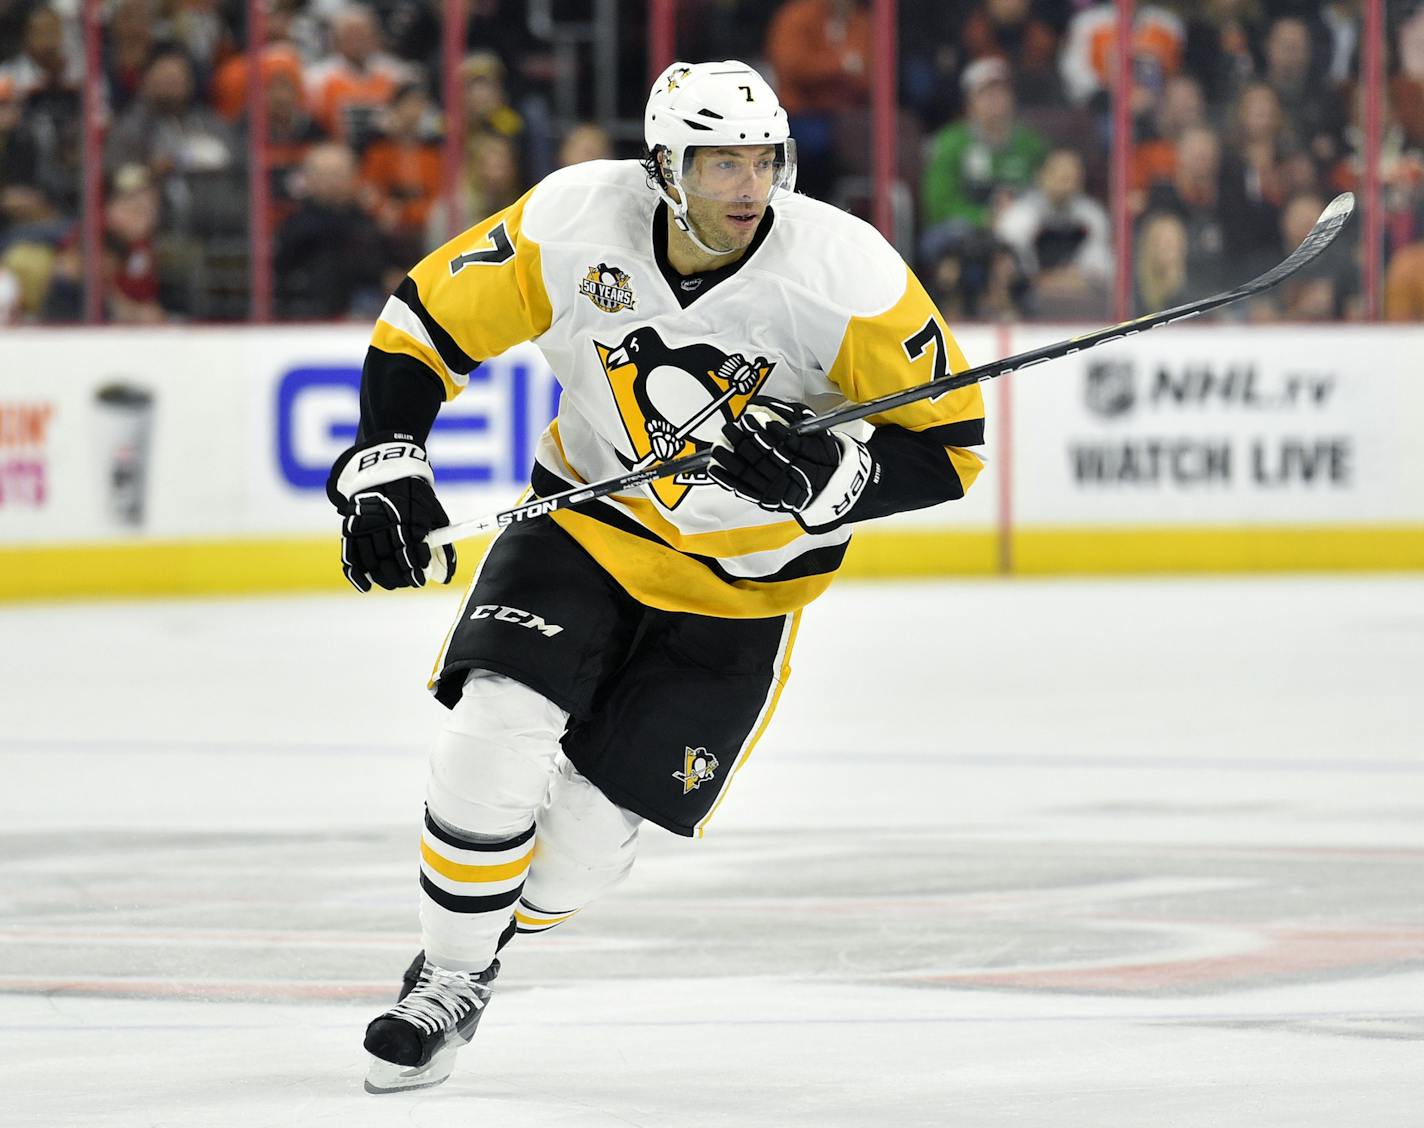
469;604;564;637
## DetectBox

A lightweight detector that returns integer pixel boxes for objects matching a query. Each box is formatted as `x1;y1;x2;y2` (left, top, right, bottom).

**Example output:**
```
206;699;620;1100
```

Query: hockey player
328;61;986;1094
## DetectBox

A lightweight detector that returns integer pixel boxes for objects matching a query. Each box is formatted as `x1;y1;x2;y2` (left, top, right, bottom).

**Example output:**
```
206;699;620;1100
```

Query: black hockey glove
707;398;877;533
326;434;457;592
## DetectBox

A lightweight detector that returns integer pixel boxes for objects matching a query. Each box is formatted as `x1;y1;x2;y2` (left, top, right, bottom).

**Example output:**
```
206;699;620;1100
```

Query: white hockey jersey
370;159;985;618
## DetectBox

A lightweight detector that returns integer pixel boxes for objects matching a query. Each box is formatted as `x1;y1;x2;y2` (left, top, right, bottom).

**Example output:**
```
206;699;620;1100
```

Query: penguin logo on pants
594;327;774;510
673;747;719;794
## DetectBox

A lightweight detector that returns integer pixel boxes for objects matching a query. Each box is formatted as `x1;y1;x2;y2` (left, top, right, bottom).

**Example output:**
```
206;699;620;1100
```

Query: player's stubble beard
666;194;764;275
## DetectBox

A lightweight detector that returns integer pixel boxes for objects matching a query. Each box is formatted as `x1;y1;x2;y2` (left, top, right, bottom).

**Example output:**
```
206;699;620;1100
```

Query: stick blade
1245;191;1355;295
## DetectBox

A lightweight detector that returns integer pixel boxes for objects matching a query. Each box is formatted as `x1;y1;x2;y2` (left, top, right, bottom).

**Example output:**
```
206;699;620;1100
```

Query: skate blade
363;1043;458;1094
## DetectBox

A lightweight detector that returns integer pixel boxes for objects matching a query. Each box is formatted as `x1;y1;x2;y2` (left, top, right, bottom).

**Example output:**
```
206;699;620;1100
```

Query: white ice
1;576;1421;1127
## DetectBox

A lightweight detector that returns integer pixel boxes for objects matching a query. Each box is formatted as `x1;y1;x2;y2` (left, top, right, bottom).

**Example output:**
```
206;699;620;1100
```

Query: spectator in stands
262;66;328;229
1059;4;1184;118
1133;209;1189;314
924;228;1029;321
1141;124;1230;297
1181;0;1260;107
1385;240;1424;321
960;0;1061;106
921;57;1048;233
557;121;613;168
1262;15;1343;167
466;131;521;215
1209;80;1294;275
995;147;1111;318
275;141;388;319
0;69;64;248
1;5;82;215
105;0;159;114
102;163;166;324
0;68;67;321
212;0;307;123
1390;8;1424;150
765;0;869;199
0;74;38;223
1131;74;1206;203
369;0;439;66
0;1;29;61
462;50;524;145
106;47;241;235
1253;190;1356;320
361;80;441;260
0;5;82;98
167;0;230;81
305;4;411;150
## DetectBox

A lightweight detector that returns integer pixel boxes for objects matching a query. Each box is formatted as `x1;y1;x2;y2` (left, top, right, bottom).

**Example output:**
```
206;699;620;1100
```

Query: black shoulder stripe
395;276;479;376
916;417;986;449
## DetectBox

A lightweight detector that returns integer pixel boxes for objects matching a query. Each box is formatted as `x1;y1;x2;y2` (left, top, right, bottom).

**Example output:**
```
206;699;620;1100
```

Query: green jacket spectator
921;57;1048;229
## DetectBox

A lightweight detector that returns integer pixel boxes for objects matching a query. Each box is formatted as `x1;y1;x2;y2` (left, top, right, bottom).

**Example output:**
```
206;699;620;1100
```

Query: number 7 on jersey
449;222;515;275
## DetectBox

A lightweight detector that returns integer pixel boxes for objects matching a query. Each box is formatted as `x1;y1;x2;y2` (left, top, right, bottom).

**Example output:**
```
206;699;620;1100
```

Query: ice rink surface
1;575;1421;1127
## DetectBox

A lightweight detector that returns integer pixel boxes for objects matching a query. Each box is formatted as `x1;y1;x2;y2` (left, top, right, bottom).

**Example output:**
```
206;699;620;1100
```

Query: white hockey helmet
644;60;796;255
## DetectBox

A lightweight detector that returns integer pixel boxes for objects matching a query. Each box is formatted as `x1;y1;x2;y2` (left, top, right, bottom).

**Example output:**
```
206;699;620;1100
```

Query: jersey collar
652;201;776;309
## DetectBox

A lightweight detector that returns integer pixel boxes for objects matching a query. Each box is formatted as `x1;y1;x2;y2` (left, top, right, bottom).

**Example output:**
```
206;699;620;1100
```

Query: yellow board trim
1;526;1422;602
420;840;534;884
0;535;497;601
1009;526;1424;574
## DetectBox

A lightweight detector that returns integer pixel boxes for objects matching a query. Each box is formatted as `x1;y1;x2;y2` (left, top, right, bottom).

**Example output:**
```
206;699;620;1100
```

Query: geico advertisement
248;330;560;532
0;327;561;543
1008;325;1424;525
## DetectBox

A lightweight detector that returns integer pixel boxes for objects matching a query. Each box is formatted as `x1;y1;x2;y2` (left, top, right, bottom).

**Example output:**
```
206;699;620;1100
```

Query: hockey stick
429;191;1354;548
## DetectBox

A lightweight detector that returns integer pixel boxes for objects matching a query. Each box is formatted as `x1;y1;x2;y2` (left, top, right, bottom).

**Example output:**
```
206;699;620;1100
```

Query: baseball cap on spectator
462;51;505;83
962;56;1011;96
109;163;153;198
212;44;304;120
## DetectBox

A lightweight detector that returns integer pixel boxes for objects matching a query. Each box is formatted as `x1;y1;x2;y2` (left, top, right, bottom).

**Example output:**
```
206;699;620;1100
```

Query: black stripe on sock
517;898;567;917
419;873;525;914
424;808;535;853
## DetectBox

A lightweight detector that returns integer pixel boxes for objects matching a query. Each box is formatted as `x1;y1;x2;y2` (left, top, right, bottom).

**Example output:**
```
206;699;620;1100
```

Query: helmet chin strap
656;181;740;258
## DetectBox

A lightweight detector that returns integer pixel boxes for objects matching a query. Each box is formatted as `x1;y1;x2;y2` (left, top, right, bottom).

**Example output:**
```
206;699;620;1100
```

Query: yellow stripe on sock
420;840;535;884
514;908;577;927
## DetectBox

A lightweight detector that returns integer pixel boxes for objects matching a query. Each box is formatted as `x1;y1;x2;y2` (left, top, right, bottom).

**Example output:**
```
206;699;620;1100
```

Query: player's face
681;146;778;250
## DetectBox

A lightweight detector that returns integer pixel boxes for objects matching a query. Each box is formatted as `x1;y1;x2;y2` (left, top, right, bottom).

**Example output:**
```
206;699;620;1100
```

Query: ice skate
363;951;499;1093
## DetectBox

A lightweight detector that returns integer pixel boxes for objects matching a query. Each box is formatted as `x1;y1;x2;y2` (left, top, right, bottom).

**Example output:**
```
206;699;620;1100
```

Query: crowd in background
0;0;1421;325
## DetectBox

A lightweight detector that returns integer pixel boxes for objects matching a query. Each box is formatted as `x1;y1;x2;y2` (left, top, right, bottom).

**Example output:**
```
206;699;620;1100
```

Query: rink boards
1;323;1422;599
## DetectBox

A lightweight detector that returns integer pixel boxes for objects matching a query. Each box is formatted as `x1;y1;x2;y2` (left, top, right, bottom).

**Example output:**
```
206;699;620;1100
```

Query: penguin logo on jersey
579;263;636;314
674;747;719;794
594;327;774;510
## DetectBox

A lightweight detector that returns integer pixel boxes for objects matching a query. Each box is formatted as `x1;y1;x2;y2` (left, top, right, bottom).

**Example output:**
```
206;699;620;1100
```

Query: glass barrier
0;0;1395;326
